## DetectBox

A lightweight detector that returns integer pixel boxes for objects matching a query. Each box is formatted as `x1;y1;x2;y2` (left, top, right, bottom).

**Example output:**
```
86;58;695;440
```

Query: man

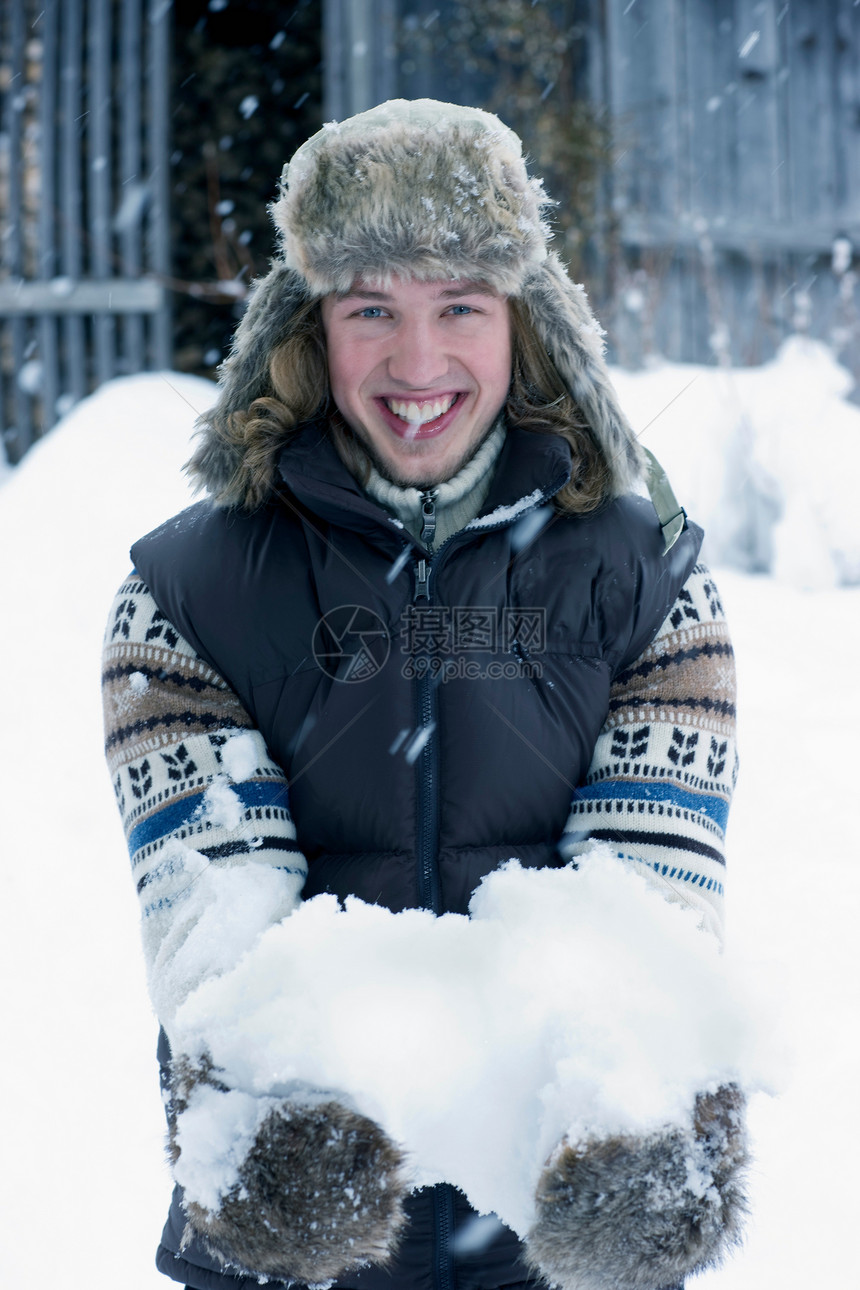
102;100;746;1290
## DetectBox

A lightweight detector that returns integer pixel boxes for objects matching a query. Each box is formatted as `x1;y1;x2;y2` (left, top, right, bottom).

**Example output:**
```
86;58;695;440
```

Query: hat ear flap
214;265;313;425
186;266;314;504
519;255;645;496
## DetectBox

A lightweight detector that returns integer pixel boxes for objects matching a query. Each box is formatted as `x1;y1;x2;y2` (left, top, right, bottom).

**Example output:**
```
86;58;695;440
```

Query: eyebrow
437;281;498;299
336;280;499;302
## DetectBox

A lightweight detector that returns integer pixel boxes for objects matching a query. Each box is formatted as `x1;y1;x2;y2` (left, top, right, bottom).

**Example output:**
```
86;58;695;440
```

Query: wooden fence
596;0;860;373
0;0;171;464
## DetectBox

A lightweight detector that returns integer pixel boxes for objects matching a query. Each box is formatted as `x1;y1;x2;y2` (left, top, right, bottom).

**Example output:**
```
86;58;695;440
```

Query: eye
355;306;387;319
446;304;475;316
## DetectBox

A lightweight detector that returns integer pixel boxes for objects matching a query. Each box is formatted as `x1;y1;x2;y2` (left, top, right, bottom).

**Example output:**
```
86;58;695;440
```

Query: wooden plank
3;0;25;281
0;0;9;451
733;0;781;221
833;0;860;216
606;0;689;385
37;0;61;433
323;0;346;120
844;0;860;215
60;0;87;404
147;0;172;369
675;1;719;364
604;0;684;363
374;0;398;107
785;0;836;221
119;0;145;373
583;0;612;309
772;0;793;221
682;0;733;224
652;0;683;221
5;0;34;457
603;0;638;210
673;0;695;219
619;212;860;254
88;0;116;383
336;0;398;115
607;0;682;220
0;279;167;315
1;0;12;449
347;0;373;114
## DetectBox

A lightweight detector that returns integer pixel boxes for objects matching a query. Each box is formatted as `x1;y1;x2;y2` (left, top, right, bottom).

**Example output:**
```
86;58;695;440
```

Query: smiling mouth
384;394;460;426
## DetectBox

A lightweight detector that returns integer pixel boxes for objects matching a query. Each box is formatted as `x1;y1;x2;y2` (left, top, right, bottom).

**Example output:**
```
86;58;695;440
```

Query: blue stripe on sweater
128;780;292;855
571;780;729;830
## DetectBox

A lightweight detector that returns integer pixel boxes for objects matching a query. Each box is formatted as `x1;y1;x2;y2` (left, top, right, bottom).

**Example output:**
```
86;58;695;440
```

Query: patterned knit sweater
102;452;736;1017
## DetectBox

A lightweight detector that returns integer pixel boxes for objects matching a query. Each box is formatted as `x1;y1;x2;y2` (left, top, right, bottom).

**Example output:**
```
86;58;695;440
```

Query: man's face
321;275;512;489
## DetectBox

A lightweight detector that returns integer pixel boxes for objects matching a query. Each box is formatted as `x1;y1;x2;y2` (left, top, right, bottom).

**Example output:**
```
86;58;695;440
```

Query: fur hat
192;99;645;505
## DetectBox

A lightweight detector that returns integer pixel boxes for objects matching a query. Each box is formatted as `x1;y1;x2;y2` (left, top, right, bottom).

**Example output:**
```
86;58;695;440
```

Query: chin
361;440;455;490
380;466;441;490
384;456;457;490
378;434;494;490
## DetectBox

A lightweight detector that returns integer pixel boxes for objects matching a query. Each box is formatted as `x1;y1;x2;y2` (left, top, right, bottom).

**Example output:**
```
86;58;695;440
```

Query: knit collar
361;419;507;522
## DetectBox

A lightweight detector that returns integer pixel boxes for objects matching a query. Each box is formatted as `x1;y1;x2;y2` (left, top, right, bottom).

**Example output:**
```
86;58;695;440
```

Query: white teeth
387;395;456;424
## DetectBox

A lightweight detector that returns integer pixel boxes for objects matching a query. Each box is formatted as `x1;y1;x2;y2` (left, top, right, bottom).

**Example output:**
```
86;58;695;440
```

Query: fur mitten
526;1084;749;1290
169;1055;409;1283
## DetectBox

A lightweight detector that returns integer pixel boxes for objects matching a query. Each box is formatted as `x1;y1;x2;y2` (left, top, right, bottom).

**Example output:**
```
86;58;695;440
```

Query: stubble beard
352;412;503;491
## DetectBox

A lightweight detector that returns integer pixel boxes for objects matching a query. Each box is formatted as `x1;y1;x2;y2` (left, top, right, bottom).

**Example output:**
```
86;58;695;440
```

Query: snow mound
0;372;213;1289
611;337;860;589
0;372;212;570
172;850;774;1238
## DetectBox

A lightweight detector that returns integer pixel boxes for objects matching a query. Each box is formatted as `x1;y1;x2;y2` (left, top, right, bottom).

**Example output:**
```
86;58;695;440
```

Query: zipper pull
419;489;438;552
414;556;429;602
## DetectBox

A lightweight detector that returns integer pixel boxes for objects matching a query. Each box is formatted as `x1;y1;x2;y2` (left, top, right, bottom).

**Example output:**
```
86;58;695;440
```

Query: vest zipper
409;485;561;910
412;489;440;910
416;667;440;911
414;556;429;602
419;488;438;552
434;1182;457;1290
412;549;441;913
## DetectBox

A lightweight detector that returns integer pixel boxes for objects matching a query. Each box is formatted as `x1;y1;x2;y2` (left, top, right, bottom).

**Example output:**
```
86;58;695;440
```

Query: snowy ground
0;355;858;1287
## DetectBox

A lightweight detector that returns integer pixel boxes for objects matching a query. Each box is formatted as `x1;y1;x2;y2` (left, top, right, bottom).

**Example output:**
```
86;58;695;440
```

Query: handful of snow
172;850;765;1237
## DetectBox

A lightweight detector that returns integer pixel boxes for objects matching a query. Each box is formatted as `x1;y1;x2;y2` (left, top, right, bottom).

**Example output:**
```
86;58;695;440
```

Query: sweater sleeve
102;572;308;1026
560;564;737;941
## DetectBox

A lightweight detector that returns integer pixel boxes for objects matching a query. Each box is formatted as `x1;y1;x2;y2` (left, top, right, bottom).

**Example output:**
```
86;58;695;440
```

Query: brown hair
206;293;612;513
198;297;329;510
506;298;611;513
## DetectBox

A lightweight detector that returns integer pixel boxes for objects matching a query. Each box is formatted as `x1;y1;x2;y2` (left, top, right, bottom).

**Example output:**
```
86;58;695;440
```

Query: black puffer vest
133;422;702;1290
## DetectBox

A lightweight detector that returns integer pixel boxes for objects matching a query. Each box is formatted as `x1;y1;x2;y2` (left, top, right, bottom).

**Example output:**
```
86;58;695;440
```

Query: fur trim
525;1085;749;1290
189;99;644;508
185;264;312;505
169;1056;409;1283
519;257;644;495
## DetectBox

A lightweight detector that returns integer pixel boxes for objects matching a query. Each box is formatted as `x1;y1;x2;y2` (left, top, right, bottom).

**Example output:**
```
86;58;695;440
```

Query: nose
386;317;449;388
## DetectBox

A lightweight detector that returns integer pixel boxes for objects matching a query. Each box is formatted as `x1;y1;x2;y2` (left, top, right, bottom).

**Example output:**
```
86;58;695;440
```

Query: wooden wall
598;0;860;373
